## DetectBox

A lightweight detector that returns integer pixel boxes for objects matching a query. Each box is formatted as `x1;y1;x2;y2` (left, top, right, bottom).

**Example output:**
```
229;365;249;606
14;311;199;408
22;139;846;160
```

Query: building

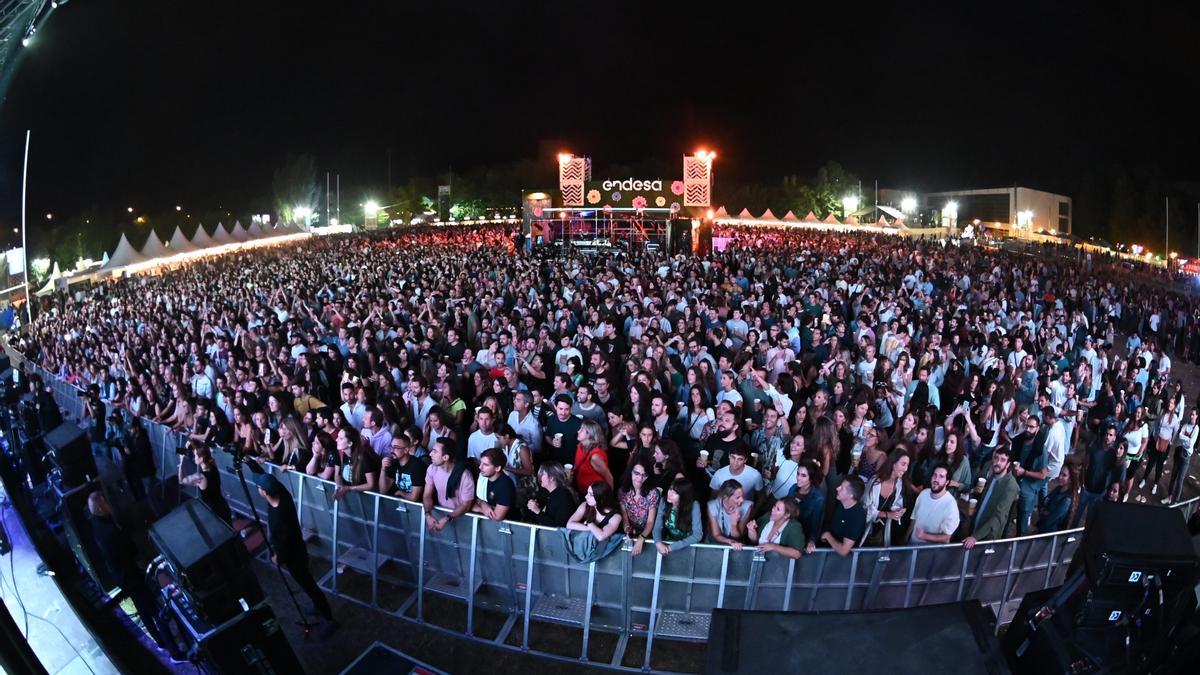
922;187;1072;236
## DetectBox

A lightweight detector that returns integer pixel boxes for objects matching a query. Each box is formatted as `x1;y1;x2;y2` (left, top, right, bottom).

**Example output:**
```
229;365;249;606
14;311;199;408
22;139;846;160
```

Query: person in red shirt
573;419;614;493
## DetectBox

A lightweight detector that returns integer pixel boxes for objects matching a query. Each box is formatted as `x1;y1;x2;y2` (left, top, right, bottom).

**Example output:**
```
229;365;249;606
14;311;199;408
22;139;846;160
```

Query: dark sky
1;1;1198;247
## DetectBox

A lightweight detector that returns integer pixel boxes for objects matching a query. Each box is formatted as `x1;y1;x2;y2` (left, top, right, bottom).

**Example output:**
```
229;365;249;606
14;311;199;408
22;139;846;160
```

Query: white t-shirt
467;430;498;460
717;388;744;408
708;465;764;501
911;489;960;545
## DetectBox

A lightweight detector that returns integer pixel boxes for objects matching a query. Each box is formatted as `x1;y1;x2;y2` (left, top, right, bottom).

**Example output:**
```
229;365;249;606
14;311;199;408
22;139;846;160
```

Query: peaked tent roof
845;216;861;225
211;222;234;245
35;261;65;296
139;231;170;259
99;233;149;271
190;223;217;249
876;215;891;227
802;211;821;223
736;208;754;220
246;222;266;239
101;251;110;265
759;209;778;221
821;214;842;225
713;206;730;219
782;211;799;222
229;220;250;243
168;225;198;253
877;204;906;221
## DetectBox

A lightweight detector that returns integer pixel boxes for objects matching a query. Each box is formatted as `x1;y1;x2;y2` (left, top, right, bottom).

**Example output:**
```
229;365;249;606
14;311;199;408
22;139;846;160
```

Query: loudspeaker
1004;503;1200;674
150;500;263;626
58;480;118;591
1070;502;1197;593
194;603;304;675
43;423;96;489
704;602;1009;674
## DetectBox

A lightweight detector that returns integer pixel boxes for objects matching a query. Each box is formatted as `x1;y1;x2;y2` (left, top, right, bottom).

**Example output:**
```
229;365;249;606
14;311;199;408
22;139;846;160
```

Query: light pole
363;201;379;230
842;195;860;220
944;201;959;232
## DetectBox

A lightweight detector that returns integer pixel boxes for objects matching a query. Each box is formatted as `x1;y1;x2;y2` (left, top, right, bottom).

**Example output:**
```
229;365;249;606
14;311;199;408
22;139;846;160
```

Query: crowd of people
12;222;1200;565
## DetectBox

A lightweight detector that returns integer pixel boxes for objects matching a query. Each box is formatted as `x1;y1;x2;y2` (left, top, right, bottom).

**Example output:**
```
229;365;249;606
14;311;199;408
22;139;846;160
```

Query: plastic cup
968;498;978;515
699;450;710;460
564;463;573;473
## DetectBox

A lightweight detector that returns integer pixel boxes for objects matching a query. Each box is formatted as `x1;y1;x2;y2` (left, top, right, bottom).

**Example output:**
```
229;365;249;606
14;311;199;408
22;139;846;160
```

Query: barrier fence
14;351;1200;671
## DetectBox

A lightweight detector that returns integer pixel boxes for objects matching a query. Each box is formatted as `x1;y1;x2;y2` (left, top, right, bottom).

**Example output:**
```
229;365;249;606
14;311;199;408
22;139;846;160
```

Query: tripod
226;450;318;637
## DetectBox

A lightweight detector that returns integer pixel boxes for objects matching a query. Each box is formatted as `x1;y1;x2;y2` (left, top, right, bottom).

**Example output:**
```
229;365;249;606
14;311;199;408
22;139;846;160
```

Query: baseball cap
251;473;285;497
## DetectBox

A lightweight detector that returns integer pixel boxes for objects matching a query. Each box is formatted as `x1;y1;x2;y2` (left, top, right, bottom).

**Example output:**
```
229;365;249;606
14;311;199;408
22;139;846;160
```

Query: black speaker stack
1002;501;1199;674
149;499;264;626
42;422;96;490
150;500;301;674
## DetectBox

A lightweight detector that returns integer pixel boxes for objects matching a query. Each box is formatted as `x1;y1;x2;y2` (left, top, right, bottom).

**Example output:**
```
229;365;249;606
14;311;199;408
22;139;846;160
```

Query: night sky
1;1;1198;249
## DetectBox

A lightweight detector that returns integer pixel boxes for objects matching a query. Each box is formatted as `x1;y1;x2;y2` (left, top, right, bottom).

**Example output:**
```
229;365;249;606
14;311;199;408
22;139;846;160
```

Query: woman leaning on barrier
746;498;805;559
563;481;624;563
332;426;380;500
652;478;703;556
618;457;660;556
526;462;576;528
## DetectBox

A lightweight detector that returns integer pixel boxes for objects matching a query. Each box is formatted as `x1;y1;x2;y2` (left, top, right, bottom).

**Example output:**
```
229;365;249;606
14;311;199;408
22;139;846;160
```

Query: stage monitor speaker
703;602;1009;675
58;480;119;591
43;423;96;489
1070;501;1197;591
150;500;263;626
195;603;304;675
1004;502;1200;674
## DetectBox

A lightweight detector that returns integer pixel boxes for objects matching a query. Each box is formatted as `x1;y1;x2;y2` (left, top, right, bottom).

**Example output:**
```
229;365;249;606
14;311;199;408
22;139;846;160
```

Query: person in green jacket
747;498;805;559
963;445;1019;549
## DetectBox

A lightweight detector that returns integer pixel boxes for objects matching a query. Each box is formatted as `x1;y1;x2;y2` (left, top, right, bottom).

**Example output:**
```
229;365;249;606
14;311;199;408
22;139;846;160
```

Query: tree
272;154;321;224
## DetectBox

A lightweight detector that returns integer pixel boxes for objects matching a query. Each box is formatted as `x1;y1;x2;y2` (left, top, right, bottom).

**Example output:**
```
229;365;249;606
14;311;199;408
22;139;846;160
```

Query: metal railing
12;350;1200;671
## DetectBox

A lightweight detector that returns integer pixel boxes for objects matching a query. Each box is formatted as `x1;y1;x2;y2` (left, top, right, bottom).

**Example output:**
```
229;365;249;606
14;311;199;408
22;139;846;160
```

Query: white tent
139;231;169;259
712;206;731;219
782;211;799;223
211;222;234;246
821;214;842;225
190;224;217;249
35;261;63;296
802;211;821;223
246;222;266;239
759;209;778;221
876;215;891;227
168;225;198;253
98;233;149;273
229;220;250;243
101;251;110;266
735;208;754;220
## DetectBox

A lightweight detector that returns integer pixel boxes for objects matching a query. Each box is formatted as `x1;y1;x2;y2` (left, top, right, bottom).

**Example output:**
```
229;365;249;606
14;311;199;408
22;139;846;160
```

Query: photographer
121;416;155;503
178;441;233;525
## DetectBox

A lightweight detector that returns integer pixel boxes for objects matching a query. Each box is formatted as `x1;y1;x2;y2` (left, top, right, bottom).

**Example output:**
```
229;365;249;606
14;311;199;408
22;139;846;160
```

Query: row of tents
711;206;909;230
37;220;309;294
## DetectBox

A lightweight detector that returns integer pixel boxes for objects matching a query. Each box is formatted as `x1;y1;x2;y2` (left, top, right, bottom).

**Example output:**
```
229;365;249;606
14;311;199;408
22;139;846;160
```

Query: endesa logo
600;179;663;192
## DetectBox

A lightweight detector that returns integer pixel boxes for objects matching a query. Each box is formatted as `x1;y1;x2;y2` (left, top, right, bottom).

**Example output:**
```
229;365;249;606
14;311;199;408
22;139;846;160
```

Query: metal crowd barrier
13;354;1200;672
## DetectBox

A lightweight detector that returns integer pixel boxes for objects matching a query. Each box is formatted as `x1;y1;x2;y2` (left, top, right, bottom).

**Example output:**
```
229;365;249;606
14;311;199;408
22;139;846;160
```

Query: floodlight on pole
842;195;860;217
900;196;917;214
364;200;379;228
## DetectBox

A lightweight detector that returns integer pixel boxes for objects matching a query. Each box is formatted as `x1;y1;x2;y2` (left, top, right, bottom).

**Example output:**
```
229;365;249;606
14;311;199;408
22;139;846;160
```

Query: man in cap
251;473;336;633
